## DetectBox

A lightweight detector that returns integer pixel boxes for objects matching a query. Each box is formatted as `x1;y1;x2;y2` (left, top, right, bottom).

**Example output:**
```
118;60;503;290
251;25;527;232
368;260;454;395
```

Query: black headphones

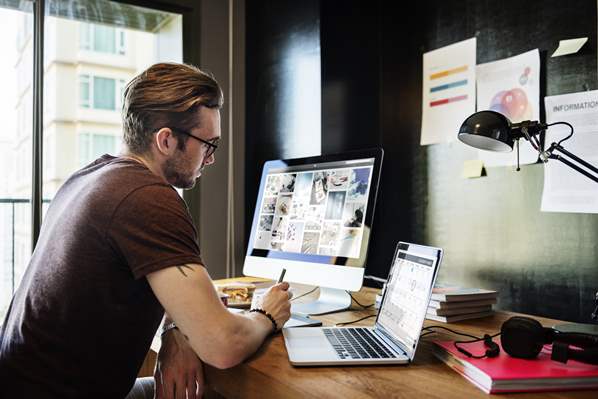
501;316;598;365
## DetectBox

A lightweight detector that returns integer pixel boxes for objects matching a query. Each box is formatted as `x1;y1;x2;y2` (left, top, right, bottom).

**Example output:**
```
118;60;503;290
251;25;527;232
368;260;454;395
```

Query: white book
425;310;494;323
428;298;497;309
427;304;492;316
431;286;498;302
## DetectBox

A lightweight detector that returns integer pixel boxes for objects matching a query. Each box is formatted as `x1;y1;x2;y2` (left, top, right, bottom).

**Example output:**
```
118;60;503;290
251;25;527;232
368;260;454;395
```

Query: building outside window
79;132;119;167
79;75;125;111
0;0;183;321
80;23;126;55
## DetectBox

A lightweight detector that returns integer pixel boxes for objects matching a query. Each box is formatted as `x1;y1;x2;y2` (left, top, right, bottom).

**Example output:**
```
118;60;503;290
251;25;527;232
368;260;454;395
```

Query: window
79;75;122;111
93;77;116;110
0;4;33;320
0;0;184;322
79;23;126;55
79;74;90;108
79;132;118;167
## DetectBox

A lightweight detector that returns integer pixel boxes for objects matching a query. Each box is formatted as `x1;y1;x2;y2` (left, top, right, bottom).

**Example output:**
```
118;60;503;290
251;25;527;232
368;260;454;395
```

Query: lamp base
553;322;598;335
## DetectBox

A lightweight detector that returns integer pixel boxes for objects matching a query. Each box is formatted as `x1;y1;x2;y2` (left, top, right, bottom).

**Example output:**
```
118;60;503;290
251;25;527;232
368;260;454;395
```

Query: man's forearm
166;310;272;369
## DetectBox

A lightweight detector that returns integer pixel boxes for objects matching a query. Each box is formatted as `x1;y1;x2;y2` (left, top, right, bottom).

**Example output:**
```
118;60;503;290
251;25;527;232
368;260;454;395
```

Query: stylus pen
278;268;286;283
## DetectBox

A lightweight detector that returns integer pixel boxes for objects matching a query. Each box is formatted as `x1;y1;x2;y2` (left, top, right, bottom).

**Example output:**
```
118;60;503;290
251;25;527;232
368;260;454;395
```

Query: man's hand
259;282;292;330
154;328;204;399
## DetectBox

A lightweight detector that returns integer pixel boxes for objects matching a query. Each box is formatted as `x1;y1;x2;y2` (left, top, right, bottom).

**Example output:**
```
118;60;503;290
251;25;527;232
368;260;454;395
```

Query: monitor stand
291;287;352;316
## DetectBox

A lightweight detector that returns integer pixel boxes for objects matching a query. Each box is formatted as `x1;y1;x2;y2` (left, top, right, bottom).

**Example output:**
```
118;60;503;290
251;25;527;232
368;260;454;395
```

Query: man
0;63;291;398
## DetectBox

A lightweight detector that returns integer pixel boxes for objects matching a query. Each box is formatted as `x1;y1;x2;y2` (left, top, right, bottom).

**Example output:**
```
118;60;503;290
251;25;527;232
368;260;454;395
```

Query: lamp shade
458;110;514;152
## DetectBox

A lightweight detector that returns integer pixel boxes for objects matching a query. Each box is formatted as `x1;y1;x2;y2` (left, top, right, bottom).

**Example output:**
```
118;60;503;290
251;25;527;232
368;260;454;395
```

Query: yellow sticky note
462;160;485;178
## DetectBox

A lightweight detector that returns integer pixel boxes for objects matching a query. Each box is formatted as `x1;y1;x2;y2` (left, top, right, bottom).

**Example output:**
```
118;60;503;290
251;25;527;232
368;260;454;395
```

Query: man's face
163;107;221;189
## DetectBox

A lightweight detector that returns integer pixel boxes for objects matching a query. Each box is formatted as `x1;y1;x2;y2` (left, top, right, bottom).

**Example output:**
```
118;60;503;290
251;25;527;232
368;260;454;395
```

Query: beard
163;152;199;189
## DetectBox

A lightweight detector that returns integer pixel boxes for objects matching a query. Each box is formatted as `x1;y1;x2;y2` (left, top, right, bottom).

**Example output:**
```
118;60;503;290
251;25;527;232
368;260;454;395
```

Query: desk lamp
458;110;598;334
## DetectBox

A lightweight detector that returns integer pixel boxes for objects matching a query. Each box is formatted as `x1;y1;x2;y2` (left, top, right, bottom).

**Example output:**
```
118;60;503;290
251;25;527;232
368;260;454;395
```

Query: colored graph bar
430;94;468;107
430;79;468;93
430;65;468;80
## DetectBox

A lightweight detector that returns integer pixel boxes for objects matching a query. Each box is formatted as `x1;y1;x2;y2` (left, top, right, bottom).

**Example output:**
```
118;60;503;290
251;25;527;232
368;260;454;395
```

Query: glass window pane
79;74;90;108
0;4;33;321
92;134;116;158
93;24;115;53
93;76;115;110
78;132;90;166
43;0;183;207
79;23;90;50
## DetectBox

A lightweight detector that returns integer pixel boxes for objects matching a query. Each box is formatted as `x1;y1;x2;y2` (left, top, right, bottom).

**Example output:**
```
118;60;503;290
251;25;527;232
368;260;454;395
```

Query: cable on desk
335;314;377;327
290;286;318;302
421;325;483;340
421;326;502;359
363;274;387;284
346;291;375;309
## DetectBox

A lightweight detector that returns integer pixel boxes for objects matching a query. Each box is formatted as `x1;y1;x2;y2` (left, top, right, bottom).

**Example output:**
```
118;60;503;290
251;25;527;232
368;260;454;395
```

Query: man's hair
122;62;223;154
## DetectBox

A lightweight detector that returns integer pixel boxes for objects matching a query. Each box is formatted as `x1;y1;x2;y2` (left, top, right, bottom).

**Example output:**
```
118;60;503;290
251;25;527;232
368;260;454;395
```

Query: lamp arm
542;143;598;184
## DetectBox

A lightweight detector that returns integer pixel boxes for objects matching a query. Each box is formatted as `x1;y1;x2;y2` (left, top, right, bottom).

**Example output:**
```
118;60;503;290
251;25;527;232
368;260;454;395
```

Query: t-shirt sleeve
107;184;204;279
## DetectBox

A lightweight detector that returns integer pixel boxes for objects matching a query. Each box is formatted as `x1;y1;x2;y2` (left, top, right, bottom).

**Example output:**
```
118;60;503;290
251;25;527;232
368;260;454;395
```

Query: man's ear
154;128;178;156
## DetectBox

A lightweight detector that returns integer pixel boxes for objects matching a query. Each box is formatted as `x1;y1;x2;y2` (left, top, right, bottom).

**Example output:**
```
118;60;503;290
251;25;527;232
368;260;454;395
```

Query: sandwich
217;282;257;302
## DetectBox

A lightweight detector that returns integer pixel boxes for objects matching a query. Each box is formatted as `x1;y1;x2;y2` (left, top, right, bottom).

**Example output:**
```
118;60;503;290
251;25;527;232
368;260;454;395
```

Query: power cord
421;325;501;359
363;274;387;284
335;314;377;327
421;325;482;340
290;287;318;302
346;291;375;309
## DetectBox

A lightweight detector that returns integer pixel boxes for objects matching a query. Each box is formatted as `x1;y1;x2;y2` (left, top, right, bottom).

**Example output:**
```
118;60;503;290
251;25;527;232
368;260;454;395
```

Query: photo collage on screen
254;166;373;259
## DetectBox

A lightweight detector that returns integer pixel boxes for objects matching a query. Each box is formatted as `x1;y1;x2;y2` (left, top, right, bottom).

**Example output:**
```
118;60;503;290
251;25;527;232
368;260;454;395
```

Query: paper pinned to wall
542;91;598;213
421;37;476;146
476;49;541;167
551;37;588;57
462;160;485;178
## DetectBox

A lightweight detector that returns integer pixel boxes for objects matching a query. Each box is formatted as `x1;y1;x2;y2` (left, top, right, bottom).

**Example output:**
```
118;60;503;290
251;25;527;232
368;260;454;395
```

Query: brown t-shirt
0;155;204;398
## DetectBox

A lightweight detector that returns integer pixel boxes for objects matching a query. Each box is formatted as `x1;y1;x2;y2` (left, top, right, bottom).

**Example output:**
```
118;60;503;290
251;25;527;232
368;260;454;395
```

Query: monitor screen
253;160;373;258
244;149;383;291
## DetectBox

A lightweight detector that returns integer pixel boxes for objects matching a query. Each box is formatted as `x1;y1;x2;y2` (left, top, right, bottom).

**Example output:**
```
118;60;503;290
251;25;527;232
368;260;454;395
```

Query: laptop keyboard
323;328;398;360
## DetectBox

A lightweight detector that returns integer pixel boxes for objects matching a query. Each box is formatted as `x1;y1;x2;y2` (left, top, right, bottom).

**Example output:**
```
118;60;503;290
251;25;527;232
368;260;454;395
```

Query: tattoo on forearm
176;264;194;277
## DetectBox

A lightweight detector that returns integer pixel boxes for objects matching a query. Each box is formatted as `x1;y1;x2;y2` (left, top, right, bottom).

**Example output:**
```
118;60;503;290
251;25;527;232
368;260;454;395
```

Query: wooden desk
202;284;598;399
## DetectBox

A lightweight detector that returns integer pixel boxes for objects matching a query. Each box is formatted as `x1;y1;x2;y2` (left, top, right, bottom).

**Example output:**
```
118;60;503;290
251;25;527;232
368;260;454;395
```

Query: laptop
282;241;443;366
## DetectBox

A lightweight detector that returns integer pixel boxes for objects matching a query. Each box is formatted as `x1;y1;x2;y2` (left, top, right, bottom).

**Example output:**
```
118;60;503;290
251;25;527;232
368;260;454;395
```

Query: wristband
160;322;178;337
249;308;278;333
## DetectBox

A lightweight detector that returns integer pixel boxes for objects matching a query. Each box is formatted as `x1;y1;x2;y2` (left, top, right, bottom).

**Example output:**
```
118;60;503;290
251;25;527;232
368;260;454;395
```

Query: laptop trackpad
283;328;338;362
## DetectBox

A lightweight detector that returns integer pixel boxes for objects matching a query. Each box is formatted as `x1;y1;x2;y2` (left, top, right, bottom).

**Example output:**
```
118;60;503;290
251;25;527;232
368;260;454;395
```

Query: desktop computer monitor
244;148;383;315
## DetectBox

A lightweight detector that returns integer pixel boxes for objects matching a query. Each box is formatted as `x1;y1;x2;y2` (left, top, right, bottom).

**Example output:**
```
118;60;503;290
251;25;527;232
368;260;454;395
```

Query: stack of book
433;339;598;393
426;285;498;323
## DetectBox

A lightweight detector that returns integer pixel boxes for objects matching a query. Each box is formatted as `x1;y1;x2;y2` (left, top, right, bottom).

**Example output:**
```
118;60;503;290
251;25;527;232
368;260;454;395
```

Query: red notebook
433;339;598;394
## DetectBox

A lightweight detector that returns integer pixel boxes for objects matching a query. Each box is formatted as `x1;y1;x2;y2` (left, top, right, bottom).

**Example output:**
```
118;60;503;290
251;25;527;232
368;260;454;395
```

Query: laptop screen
376;242;441;359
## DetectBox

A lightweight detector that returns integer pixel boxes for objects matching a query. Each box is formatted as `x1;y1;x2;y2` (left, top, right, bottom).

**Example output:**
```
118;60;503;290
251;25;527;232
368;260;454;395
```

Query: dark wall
245;0;320;235
417;0;598;323
245;0;598;323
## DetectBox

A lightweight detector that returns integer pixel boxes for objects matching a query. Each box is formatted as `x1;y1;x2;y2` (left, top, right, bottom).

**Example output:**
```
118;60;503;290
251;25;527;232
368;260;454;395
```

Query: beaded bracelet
249;308;278;333
160;322;178;337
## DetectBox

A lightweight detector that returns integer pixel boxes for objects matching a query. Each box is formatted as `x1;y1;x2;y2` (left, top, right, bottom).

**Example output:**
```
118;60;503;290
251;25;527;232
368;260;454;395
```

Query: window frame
28;0;200;248
79;22;127;55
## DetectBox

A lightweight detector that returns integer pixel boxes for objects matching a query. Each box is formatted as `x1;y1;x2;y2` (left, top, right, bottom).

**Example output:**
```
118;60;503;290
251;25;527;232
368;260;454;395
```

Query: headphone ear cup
501;316;545;359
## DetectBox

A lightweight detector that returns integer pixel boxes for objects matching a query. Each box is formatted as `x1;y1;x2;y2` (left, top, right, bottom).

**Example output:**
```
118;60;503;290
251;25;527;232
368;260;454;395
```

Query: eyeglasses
169;127;219;158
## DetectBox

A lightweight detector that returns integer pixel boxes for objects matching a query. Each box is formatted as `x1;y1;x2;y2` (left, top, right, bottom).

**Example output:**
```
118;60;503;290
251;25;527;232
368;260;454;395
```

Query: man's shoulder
58;155;178;216
85;155;172;194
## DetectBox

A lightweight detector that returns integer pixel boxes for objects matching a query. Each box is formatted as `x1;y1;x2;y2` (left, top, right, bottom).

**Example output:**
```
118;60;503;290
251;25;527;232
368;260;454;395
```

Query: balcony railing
0;198;50;296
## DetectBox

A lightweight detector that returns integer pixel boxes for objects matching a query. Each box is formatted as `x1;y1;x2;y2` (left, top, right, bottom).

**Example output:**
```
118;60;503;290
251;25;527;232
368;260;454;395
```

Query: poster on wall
542;91;598;213
420;37;476;146
476;49;540;167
